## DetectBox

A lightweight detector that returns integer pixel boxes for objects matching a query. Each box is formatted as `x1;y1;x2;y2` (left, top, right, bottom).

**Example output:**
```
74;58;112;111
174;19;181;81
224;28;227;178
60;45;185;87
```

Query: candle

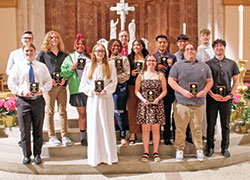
238;5;243;60
183;23;186;34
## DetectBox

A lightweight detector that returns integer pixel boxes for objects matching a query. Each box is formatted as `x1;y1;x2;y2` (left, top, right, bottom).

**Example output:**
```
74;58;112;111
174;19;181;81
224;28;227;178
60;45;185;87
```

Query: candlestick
183;23;186;34
238;5;243;60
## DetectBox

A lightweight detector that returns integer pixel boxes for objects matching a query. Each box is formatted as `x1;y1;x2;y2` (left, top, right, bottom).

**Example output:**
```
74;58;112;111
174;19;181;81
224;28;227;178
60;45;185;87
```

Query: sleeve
61;55;74;79
169;63;178;79
232;61;240;76
7;64;21;95
205;63;212;79
104;61;118;96
196;48;202;61
78;64;94;97
40;64;53;94
6;51;15;75
36;50;45;63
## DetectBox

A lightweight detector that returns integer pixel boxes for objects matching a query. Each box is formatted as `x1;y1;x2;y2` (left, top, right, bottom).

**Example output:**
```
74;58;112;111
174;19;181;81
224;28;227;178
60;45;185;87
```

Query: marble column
16;0;45;50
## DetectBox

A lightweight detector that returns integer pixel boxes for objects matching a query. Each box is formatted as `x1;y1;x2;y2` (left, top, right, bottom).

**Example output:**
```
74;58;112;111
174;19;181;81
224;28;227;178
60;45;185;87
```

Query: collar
214;56;226;62
184;59;199;63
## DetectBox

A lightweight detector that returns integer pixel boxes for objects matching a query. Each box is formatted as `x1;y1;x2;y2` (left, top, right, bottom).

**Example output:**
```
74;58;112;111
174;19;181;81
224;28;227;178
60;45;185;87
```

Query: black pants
206;95;232;150
163;95;175;141
17;96;45;157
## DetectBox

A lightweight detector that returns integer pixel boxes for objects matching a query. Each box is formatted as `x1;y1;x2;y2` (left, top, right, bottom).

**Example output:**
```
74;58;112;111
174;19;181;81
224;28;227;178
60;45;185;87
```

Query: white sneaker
49;136;61;146
176;150;184;162
62;137;72;147
196;149;205;161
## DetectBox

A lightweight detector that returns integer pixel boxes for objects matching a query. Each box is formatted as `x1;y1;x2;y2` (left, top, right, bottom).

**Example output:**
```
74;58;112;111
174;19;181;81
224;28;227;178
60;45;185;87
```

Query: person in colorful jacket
61;33;91;146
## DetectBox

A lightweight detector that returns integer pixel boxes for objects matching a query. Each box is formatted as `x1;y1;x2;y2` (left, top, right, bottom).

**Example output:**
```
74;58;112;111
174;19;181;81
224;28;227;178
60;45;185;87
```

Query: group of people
6;28;239;166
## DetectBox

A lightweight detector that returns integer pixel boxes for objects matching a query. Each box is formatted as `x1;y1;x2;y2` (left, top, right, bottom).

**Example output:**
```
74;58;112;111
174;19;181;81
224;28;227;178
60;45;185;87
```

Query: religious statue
110;19;119;39
128;19;135;42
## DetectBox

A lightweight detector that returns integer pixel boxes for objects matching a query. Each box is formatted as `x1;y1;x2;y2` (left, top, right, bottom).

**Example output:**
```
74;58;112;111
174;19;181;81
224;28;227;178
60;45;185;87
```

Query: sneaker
196;149;205;161
62;137;72;147
176;150;184;161
49;136;61;146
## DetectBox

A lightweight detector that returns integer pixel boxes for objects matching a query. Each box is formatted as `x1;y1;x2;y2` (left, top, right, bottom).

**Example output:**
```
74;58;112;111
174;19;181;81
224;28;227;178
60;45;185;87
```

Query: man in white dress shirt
8;43;52;165
6;31;34;75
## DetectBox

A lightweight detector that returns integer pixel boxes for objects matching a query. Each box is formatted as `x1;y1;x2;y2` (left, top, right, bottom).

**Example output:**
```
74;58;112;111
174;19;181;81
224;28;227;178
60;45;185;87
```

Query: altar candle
239;5;243;60
183;23;186;34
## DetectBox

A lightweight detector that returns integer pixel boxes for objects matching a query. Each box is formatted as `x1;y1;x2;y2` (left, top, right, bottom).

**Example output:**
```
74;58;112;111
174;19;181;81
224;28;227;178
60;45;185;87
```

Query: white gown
79;61;118;166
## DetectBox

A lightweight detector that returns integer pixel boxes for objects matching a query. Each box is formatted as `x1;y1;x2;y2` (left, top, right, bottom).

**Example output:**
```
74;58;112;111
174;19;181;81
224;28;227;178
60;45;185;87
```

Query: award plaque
30;82;39;94
147;90;155;102
53;72;62;83
95;80;104;92
135;62;143;72
160;56;169;68
77;58;86;70
189;82;198;95
216;85;226;96
115;58;123;74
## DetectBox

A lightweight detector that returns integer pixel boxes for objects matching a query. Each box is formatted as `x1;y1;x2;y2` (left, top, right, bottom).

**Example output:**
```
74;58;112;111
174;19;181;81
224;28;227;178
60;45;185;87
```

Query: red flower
4;99;16;111
233;94;240;104
245;83;250;88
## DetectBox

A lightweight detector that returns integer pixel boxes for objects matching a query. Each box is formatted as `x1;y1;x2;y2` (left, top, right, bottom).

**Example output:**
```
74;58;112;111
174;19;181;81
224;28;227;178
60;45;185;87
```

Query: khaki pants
174;102;205;151
44;86;68;138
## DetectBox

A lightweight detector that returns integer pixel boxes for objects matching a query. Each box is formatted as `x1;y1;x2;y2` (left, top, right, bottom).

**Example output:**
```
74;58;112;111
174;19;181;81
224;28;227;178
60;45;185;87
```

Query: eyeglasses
185;48;195;51
22;37;33;40
147;60;157;62
95;50;105;53
50;36;58;39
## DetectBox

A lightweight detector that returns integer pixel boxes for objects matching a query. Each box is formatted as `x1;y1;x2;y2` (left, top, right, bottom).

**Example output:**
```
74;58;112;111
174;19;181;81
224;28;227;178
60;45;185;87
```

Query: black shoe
81;139;88;146
186;137;193;144
221;149;230;158
120;131;126;138
18;140;22;147
34;155;42;165
206;148;214;157
23;157;31;164
164;140;172;145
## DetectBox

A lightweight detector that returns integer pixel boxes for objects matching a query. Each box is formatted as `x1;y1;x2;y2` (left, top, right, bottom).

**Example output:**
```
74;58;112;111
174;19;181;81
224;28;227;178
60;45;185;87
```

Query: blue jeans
113;82;128;138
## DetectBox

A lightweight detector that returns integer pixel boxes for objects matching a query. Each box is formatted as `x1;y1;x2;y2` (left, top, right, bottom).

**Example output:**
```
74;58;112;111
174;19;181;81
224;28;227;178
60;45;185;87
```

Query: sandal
121;138;127;146
153;152;161;162
141;152;149;162
129;139;136;144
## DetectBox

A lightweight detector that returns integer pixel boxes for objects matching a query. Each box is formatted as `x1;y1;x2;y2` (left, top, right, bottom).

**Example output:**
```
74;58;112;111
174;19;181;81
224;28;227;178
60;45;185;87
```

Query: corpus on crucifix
110;0;135;30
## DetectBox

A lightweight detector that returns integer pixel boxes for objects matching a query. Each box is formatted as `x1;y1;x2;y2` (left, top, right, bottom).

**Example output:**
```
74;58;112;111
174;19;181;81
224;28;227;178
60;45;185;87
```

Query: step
0;144;249;175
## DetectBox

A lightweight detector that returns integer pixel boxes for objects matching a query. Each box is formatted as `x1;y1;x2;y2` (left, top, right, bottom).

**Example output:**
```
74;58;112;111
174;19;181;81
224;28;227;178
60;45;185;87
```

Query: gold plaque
53;72;62;83
134;62;143;72
115;58;123;74
189;82;198;95
147;90;155;102
160;56;169;68
216;85;226;96
77;58;86;70
30;82;39;94
95;80;104;92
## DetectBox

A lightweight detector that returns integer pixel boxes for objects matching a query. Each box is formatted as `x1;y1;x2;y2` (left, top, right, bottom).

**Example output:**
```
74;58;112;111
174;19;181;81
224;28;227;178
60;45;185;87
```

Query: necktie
29;62;35;82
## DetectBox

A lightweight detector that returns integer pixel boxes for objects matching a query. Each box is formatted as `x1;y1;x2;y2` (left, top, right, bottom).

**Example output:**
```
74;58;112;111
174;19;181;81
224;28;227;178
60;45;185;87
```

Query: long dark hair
128;39;149;60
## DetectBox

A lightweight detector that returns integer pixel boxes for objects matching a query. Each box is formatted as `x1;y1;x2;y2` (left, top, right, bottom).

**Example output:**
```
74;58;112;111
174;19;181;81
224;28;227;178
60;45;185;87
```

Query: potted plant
238;106;250;133
0;97;17;127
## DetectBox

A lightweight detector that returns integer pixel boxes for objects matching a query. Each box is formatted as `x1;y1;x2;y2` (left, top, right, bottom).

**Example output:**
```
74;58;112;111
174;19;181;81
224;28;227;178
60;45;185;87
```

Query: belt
178;103;201;107
17;95;42;101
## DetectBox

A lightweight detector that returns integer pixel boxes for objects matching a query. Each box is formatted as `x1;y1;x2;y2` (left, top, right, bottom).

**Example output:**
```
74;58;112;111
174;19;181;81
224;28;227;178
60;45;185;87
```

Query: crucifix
110;0;135;30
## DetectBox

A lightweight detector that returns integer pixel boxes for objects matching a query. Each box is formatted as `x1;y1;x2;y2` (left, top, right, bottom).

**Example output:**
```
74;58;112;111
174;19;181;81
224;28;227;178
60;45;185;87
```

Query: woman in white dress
79;43;118;166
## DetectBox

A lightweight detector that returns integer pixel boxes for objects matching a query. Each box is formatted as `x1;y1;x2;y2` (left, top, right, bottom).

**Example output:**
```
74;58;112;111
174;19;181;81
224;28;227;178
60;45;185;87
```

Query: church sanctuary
1;0;250;179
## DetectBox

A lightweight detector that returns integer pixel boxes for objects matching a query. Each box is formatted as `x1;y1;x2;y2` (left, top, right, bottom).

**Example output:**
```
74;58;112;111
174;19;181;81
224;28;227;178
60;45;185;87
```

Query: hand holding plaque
53;72;62;84
135;62;143;72
30;82;39;94
77;58;86;70
95;80;104;93
189;82;198;96
216;86;226;97
160;56;169;68
146;90;155;103
115;58;123;74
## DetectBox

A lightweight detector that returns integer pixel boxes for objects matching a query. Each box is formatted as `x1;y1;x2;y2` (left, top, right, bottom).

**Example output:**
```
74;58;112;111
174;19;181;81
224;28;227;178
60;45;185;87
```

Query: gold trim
0;0;17;8
223;0;250;6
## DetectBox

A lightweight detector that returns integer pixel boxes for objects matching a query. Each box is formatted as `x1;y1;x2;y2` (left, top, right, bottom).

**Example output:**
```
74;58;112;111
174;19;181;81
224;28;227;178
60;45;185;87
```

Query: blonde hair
88;44;111;79
41;30;64;52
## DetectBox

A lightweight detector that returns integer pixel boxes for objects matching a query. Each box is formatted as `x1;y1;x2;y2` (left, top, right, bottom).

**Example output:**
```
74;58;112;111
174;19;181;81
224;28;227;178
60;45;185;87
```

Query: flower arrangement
232;94;240;111
0;97;17;117
244;83;250;100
